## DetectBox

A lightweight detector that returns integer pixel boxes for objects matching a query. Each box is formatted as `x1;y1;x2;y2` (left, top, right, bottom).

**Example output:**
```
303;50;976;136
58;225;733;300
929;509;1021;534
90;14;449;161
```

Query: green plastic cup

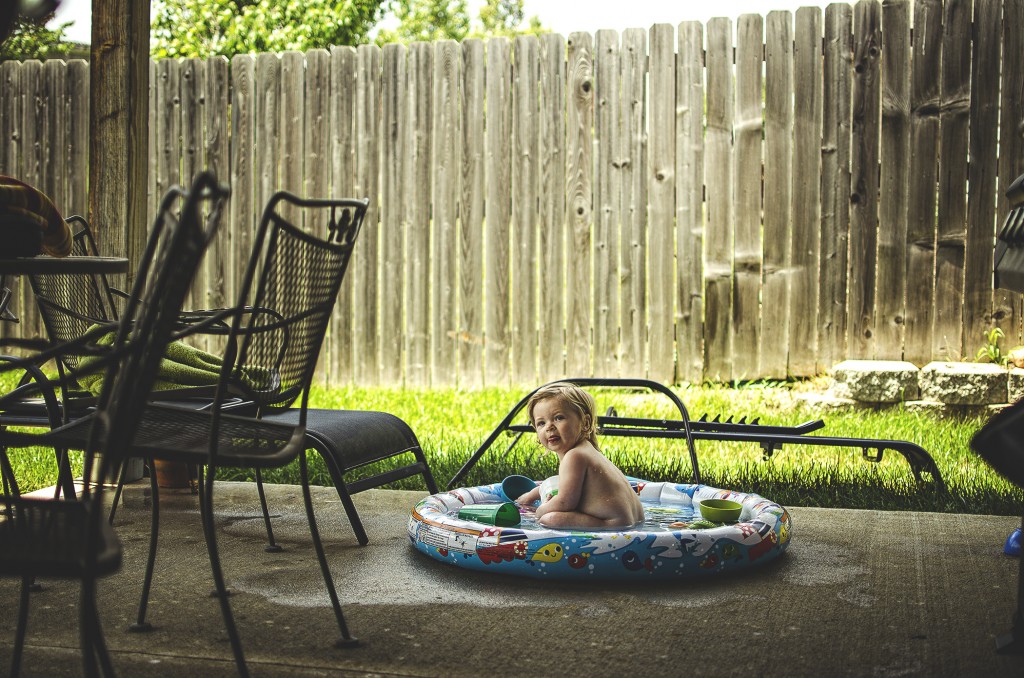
458;502;521;527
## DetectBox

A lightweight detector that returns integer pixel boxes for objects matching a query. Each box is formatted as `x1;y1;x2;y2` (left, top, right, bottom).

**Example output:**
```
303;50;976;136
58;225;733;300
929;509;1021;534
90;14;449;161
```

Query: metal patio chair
59;192;372;676
0;216;122;501
0;170;227;678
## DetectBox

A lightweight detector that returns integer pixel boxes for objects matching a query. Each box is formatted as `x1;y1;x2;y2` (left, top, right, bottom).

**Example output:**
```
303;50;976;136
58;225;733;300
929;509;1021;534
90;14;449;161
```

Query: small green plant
976;327;1009;366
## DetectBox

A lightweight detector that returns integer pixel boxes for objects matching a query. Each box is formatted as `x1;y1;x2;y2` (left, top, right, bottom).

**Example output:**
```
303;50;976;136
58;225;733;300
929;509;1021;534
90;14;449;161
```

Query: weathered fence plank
903;0;942;365
229;54;256;350
763;11;792;378
875;0;910;360
999;0;1024;348
43;60;65;220
432;40;460;385
538;33;567;379
405;42;433;386
511;35;539;384
203;56;230;343
620;28;647;379
818;4;853;371
565;32;594;378
280;52;304;205
704;17;734;382
933;0;971;360
254;53;279;231
304;50;331;252
963;0;1001;353
18;60;41;336
354;44;381;384
648;23;675;384
328;46;357;383
996;0;1024;346
733;14;763;380
380;43;405;385
789;7;822;377
180;58;205;323
460;39;486;387
0;62;20;177
66;60;89;218
594;29;620;378
847;0;881;360
484;37;512;386
675;21;705;384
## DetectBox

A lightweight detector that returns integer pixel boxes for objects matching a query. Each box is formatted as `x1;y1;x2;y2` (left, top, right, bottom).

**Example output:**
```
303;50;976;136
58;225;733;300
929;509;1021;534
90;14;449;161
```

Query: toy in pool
408;478;791;579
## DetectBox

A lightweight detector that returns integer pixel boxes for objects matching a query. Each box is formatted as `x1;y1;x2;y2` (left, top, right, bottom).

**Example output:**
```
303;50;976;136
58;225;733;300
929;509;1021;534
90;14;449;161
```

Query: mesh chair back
28;216;119;373
86;173;228;481
228;194;367;411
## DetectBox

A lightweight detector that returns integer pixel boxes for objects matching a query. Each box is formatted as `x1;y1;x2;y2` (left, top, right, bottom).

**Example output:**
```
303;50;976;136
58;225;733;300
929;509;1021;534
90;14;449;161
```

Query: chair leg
201;463;250;677
254;469;281;552
311;443;369;547
53;446;76;500
0;445;20;499
416;447;439;493
129;465;160;632
11;575;30;677
333;481;369;547
107;459;129;525
299;451;359;648
81;575;115;678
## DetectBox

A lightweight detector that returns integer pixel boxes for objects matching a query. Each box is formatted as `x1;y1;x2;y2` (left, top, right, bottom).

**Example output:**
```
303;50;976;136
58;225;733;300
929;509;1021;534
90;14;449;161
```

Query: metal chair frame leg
129;465;160;632
11;575;30;677
201;462;250;677
299;451;358;648
254;469;281;552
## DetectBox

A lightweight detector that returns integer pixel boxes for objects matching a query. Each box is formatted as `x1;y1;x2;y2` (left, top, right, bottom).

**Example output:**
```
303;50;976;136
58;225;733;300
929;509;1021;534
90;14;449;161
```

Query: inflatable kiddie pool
408;479;791;579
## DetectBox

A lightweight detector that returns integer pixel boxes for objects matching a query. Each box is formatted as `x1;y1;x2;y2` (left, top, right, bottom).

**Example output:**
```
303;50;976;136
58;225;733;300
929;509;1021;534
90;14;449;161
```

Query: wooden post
89;0;149;283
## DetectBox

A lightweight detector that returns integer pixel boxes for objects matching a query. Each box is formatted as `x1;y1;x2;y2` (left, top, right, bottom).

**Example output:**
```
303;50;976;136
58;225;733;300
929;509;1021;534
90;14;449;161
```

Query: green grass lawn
6;380;1023;516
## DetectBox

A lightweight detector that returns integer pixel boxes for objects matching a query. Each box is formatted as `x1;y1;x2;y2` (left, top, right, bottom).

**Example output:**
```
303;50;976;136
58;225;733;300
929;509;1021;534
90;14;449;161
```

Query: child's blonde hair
526;382;600;450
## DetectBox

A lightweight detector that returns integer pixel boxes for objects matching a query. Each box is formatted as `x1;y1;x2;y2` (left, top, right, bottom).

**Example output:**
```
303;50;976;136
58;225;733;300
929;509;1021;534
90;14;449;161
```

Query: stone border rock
799;359;1018;416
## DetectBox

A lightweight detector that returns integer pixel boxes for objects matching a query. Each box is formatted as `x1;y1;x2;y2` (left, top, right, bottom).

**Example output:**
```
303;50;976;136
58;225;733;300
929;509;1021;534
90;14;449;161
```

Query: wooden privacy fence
2;0;1023;387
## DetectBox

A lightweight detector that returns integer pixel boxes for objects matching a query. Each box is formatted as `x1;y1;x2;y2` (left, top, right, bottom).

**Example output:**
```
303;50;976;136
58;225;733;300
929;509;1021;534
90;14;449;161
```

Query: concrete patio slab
2;480;1023;676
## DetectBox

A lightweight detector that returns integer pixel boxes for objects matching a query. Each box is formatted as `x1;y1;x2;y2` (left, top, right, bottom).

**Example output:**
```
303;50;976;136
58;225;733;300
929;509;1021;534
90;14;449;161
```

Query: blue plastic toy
1005;527;1021;557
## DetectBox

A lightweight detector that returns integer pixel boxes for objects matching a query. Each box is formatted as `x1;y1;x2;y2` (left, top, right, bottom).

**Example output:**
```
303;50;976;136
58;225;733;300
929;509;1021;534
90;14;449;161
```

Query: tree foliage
375;0;543;44
0;13;73;60
151;0;389;58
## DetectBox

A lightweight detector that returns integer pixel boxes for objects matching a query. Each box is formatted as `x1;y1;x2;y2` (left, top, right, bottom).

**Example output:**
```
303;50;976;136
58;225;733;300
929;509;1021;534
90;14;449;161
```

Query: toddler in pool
515;382;644;529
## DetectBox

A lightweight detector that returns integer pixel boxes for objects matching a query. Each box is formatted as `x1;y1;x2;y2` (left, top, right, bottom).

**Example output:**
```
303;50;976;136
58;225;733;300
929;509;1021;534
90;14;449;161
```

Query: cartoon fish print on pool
721;542;741;561
621;550;654;572
699;553;719;569
779;517;791;544
478;541;528;565
567;552;590;569
530;543;565;563
748;532;778;561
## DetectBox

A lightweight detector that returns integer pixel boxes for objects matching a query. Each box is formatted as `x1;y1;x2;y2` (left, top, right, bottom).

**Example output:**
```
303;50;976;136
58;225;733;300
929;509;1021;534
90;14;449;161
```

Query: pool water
451;499;724;533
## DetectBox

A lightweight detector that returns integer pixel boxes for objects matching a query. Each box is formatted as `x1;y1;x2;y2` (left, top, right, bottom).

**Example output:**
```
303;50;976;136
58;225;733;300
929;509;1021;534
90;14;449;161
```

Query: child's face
531;397;586;455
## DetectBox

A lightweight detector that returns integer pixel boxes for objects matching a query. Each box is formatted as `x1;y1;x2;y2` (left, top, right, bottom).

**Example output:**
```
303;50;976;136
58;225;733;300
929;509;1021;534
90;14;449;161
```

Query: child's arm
534;448;587;519
516;486;541;505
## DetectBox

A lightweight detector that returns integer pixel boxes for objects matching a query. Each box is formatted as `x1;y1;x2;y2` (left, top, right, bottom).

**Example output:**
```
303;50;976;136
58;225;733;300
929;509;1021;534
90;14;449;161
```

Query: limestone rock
919;361;1007;405
829;360;920;403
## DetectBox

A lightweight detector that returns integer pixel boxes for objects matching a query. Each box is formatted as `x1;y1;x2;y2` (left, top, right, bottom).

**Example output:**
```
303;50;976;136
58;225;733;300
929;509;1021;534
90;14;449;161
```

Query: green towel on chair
78;332;227;396
76;328;277;398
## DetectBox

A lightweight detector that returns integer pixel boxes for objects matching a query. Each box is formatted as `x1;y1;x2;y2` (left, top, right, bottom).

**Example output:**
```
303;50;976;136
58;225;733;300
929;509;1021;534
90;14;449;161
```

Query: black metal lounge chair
448;377;945;493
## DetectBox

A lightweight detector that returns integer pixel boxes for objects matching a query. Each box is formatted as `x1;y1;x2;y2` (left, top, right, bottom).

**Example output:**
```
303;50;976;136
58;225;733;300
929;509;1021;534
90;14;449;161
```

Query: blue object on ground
1005;527;1021;557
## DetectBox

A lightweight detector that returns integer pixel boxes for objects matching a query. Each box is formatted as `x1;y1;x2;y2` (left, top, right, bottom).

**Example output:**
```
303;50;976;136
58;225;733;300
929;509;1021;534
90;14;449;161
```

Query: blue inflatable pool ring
408;479;792;579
